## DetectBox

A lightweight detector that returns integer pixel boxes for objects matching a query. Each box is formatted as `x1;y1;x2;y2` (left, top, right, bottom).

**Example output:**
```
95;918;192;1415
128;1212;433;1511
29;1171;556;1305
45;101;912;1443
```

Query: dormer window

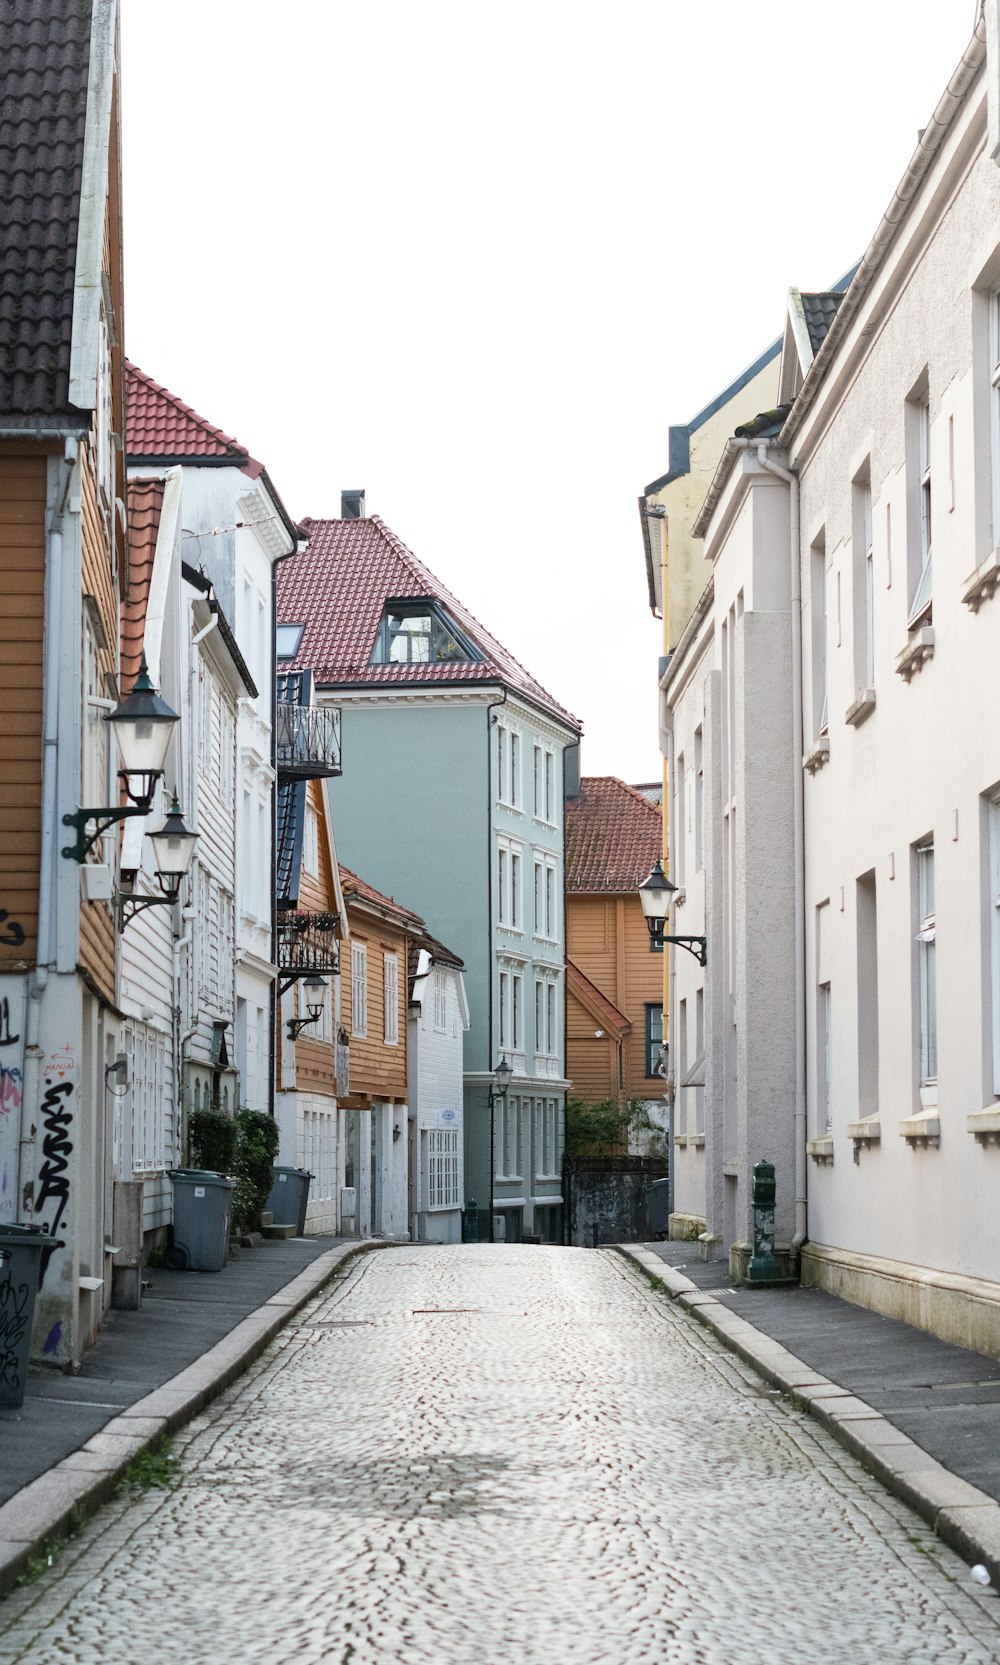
371;599;481;666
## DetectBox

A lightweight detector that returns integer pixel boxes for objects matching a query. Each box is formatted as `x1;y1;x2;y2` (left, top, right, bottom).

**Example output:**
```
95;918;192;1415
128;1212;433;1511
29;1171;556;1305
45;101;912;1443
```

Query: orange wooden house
0;2;130;1364
564;778;667;1125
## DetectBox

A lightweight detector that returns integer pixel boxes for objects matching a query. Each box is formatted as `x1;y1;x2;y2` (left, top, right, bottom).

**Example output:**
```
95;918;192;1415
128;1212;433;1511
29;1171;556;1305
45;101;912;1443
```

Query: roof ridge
582;775;662;816
125;360;248;458
339;862;425;927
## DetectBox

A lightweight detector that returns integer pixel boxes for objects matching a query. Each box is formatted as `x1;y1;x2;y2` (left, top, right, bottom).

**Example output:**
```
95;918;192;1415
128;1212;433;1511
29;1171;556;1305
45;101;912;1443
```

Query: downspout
174;906;196;1159
21;442;78;1206
754;443;807;1265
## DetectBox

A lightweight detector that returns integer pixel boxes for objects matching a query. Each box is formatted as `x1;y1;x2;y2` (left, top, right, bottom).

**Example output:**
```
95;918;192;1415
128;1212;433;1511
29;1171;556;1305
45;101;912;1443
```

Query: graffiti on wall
0;1256;30;1395
35;1049;75;1288
0;912;24;949
0;995;22;1122
0;981;25;1227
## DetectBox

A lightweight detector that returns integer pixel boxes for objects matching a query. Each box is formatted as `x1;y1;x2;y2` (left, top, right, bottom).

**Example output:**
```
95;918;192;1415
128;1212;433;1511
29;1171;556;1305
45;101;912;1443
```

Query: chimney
341;490;366;519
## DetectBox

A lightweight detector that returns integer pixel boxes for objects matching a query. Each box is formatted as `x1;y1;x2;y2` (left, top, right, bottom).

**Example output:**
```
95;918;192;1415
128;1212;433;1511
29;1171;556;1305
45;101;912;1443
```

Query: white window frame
535;978;545;1056
427;1129;460;1210
82;613;113;845
128;1025;169;1175
351;942;368;1039
990;796;1000;1098
496;723;509;806
819;982;832;1133
546;981;556;1056
694;727;704;873
544;860;558;940
512;971;523;1051
384;953;399;1046
498;969;509;1051
510;849;522;930
498;843;508;926
544;749;555;824
916;842;937;1094
864;483;875;689
908;399;933;629
991;292;1000;544
533;744;543;817
303;803;320;878
433;970;448;1033
510;731;521;810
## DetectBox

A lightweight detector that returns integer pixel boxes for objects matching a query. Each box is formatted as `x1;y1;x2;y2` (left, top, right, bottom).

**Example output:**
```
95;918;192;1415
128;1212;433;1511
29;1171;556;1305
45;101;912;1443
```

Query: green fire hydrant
747;1159;781;1283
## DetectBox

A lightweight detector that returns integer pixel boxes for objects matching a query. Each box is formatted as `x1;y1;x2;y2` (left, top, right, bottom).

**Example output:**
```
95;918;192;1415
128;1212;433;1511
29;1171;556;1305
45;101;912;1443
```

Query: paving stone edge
613;1244;1000;1586
0;1240;386;1599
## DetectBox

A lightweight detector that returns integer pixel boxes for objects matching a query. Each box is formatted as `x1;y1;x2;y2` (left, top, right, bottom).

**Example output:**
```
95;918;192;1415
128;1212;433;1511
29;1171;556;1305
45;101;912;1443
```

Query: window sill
803;737;830;774
847;1114;880;1145
807;1134;834;1164
674;1133;688;1148
722;1158;739;1178
968;1107;1000;1146
962;547;1000;612
691;1131;705;1148
672;888;686;909
898;1110;940;1147
845;689;876;728
895;625;935;682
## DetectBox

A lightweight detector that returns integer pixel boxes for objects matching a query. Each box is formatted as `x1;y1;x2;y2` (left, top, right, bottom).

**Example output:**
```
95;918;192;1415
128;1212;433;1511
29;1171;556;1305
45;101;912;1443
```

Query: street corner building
649;10;1000;1340
276;495;581;1244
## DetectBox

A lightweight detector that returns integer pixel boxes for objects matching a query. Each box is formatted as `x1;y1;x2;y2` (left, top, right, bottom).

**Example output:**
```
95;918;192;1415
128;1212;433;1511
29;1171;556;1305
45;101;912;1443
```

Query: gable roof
126;361;256;468
567;959;631;1039
340;864;427;933
277;514;580;732
0;1;94;425
565;776;662;893
122;476;165;693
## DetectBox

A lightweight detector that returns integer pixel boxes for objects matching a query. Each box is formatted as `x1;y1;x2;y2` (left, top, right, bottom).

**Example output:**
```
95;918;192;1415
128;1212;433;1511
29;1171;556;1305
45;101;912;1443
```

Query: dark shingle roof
800;291;848;356
0;1;93;422
565;776;662;893
277;516;581;732
276;780;306;909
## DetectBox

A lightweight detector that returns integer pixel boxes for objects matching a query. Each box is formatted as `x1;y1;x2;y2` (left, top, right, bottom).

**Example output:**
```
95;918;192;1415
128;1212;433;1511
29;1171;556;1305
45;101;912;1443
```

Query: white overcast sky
120;1;977;781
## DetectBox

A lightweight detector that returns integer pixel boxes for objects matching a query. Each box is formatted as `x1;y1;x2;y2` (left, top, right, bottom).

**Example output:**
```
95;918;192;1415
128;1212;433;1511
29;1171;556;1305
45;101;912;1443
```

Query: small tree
564;1095;658;1158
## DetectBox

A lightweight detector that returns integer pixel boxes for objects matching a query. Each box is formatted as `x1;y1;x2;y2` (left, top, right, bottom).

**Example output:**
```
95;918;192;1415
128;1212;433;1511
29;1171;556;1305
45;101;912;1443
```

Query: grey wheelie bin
167;1170;234;1271
646;1178;671;1239
266;1166;312;1236
0;1224;62;1409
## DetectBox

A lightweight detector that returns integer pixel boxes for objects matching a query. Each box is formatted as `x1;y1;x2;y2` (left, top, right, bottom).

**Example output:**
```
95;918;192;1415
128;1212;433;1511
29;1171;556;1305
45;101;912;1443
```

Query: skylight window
276;623;305;660
371;600;480;666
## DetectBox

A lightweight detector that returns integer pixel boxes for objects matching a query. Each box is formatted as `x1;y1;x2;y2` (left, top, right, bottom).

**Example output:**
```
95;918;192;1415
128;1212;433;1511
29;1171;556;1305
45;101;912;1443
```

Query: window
537;1098;558;1178
498;846;508;925
644;1005;663;1079
533;745;543;816
990;797;1000;1097
127;1025;168;1174
199;659;214;759
811;531;828;735
991;293;1000;541
694;726;704;873
427;1129;460;1209
857;870;879;1119
546;982;556;1056
82;613;112;839
498;970;509;1050
852;472;875;694
694;987;705;1135
916;842;936;1093
818;983;832;1132
304;804;319;877
545;750;555;822
907;391;933;629
219;700;235;803
384;953;399;1045
534;860;544;935
276;623;304;660
510;732;520;808
535;979;544;1054
674;750;686;885
497;725;507;800
511;851;522;929
545;863;556;939
317;979;333;1044
512;972;523;1050
433;970;448;1032
372;600;479;665
351;943;368;1038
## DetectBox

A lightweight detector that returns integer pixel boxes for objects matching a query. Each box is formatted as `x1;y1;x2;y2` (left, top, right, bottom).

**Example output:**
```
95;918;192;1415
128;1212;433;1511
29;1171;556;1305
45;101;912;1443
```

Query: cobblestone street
2;1245;999;1665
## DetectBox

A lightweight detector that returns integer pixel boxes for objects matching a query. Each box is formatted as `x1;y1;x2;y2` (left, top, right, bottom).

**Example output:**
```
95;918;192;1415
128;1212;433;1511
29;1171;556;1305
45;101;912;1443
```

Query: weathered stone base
802;1241;1000;1360
668;1212;706;1243
728;1240;795;1285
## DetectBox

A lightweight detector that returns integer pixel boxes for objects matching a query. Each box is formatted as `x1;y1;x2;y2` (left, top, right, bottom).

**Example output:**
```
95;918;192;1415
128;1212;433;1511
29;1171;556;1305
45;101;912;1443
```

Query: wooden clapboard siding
0;453;46;969
343;905;408;1106
566;986;618;1100
566;891;666;1104
291;780;340;1100
78;444;119;1004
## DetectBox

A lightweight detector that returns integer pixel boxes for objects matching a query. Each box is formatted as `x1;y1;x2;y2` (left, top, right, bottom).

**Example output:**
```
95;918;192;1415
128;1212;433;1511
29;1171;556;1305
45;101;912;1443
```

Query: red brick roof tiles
121;477;164;693
340;865;426;933
0;2;93;421
125;361;262;474
565;776;663;893
277;515;580;732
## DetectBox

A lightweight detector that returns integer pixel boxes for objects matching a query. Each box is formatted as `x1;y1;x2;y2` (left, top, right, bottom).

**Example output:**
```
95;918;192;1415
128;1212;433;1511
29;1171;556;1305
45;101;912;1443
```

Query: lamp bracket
286;1015;321;1042
63;802;149;864
117;891;178;930
663;933;708;967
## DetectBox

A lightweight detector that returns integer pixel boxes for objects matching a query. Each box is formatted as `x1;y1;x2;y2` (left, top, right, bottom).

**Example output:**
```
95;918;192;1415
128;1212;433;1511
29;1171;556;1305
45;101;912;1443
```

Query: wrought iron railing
276;909;341;976
275;702;342;778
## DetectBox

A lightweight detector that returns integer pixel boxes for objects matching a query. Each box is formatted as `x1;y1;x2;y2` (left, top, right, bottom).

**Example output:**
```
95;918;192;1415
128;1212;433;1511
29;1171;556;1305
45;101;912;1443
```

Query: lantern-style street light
63;656;181;863
286;975;329;1042
487;1055;512;1245
118;795;199;928
638;859;707;966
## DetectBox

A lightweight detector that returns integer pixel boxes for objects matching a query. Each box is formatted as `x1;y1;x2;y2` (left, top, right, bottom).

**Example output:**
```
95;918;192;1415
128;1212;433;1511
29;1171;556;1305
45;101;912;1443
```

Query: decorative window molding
803;736;830;773
898;1109;940;1147
894;624;935;681
967;1109;1000;1147
962;547;1000;611
807;1134;834;1164
847;1114;881;1146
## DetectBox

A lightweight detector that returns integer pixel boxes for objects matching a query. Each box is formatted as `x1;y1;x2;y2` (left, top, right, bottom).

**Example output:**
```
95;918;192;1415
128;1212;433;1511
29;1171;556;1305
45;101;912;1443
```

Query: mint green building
277;498;580;1241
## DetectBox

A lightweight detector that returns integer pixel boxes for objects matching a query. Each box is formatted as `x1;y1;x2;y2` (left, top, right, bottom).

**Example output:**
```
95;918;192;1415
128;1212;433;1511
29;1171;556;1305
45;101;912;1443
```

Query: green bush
232;1107;280;1234
188;1108;236;1173
565;1095;657;1158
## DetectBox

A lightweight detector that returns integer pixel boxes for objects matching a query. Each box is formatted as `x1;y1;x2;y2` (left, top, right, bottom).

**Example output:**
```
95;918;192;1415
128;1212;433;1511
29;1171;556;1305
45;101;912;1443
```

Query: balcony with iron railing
276;909;341;977
275;702;342;779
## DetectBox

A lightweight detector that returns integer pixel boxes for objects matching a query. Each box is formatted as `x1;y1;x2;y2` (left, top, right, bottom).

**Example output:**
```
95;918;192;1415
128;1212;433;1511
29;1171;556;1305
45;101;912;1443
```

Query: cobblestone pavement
2;1246;1000;1665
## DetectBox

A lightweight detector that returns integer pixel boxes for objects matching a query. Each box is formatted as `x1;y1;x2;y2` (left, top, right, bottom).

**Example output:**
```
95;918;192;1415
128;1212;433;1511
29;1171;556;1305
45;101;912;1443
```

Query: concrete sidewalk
0;1234;375;1593
619;1240;1000;1583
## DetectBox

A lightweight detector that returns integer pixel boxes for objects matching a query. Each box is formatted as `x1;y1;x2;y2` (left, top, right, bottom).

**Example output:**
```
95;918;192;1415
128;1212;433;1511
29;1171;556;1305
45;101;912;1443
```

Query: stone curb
0;1239;383;1599
614;1244;1000;1586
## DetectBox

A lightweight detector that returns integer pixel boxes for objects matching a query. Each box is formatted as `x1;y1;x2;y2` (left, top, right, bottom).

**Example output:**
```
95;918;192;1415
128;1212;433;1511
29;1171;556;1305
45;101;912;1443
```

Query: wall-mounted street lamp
285;975;329;1042
487;1054;512;1245
63;657;181;863
117;795;199;928
638;859;707;966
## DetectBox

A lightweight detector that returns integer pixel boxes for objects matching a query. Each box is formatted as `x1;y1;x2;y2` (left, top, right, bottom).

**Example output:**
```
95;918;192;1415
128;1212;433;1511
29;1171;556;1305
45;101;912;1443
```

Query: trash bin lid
169;1169;234;1188
271;1166;309;1178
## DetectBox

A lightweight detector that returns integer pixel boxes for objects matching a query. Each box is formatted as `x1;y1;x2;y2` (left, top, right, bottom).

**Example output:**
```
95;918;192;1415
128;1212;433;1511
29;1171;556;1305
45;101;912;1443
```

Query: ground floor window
645;1004;664;1078
427;1128;460;1210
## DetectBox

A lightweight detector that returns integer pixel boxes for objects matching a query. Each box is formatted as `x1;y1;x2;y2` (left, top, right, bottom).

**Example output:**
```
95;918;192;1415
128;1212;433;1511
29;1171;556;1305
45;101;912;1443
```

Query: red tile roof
121;477;165;693
0;2;92;423
567;960;631;1038
125;361;262;475
340;865;426;933
277;515;580;732
565;776;662;893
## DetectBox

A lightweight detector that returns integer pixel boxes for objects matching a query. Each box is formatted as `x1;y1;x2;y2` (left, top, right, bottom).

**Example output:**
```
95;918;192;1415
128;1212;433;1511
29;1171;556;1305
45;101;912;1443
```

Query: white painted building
408;935;471;1244
661;10;1000;1350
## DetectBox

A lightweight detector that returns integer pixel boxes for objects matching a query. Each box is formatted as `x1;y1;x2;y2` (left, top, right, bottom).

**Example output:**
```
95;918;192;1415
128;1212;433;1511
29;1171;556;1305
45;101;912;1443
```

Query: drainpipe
754;442;807;1265
21;442;78;1208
